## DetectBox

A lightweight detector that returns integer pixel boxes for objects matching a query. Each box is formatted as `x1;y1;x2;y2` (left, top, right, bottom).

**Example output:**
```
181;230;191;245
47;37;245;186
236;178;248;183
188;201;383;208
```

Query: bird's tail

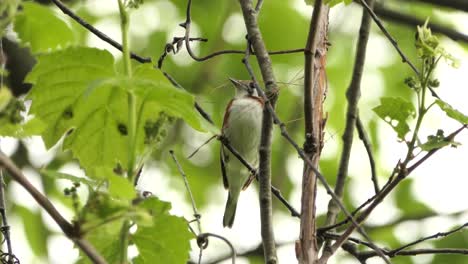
223;192;238;228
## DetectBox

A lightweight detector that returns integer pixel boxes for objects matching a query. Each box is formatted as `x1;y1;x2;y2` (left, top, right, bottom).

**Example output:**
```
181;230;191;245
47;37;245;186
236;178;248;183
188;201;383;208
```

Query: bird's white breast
224;97;263;163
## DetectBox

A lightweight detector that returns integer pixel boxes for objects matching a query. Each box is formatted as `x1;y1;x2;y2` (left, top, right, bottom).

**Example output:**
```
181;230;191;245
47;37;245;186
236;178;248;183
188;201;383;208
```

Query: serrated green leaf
62;81;129;174
133;197;194;264
26;47;116;149
373;97;416;139
27;48;213;175
94;167;136;200
41;169;96;187
435;99;468;125
13;2;75;53
132;65;218;134
419;129;460;151
78;220;123;264
0;117;46;137
16;205;49;257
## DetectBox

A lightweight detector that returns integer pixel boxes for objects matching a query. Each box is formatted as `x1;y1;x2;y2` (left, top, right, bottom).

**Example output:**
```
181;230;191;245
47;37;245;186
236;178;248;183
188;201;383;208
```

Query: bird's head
229;78;258;98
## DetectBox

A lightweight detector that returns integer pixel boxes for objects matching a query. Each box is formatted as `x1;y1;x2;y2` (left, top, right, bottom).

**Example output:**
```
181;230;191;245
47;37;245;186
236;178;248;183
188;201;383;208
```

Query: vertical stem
117;1;134;264
299;0;329;263
238;0;277;263
324;0;375;242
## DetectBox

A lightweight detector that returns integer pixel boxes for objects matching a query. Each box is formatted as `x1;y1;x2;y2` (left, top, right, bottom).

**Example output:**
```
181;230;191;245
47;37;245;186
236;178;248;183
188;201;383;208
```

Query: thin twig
319;126;467;263
161;72;215;124
408;125;467;173
255;0;264;12
169;150;202;234
409;0;468;12
197;233;236;264
325;0;374;236
219;136;301;218
361;248;468;259
0;152;107;264
374;4;468;43
238;0;278;262
357;0;419;75
356;115;379;194
322;1;390;262
390;221;468;256
242;32;386;264
51;0;151;63
187;135;217;159
178;0;304;63
0;169;14;263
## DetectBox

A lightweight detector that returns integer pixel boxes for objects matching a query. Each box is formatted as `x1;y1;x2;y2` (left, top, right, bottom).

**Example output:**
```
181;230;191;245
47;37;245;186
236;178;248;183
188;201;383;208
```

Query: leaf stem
117;1;135;263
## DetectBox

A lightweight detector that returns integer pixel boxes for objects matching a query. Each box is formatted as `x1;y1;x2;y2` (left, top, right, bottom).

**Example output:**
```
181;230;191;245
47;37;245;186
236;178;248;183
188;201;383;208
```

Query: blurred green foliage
1;0;467;263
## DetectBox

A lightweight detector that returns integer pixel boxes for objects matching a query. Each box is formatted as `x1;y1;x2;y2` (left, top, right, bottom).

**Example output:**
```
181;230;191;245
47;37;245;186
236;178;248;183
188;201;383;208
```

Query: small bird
221;78;264;228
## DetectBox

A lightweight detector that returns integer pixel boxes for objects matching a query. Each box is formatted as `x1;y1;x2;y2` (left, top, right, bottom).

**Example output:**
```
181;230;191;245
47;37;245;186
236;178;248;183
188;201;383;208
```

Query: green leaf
26;47;116;148
78;220;123;264
0;87;12;112
62;80;129;174
0;117;46;137
41;169;96;187
133;197;194;264
16;205;49;257
435;99;468;125
419;129;460;151
94;167;136;200
373;97;416;139
13;2;75;53
26;48;214;174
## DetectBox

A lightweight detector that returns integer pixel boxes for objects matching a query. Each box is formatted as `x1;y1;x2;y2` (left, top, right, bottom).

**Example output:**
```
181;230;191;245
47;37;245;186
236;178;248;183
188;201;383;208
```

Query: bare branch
238;0;278;262
407;0;468;12
299;0;329;262
219;136;300;218
357;0;420;75
51;0;151;63
169;150;202;234
320;126;467;263
390;222;468;255
0;152;107;264
375;4;468;43
356;115;379;193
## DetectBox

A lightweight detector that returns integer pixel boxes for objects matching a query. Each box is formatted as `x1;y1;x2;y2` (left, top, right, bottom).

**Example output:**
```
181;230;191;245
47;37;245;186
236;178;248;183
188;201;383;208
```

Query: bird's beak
229;78;241;86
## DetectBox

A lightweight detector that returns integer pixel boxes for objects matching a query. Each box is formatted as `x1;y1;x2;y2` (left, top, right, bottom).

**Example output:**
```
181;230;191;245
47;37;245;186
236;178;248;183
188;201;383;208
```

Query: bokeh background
1;0;468;263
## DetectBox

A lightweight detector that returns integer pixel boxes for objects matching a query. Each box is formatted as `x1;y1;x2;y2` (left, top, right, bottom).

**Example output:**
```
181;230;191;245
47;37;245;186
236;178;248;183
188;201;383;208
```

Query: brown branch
319;125;467;263
238;0;278;262
389;221;468;256
219;136;300;218
362;248;468;259
298;0;329;263
357;0;420;75
375;4;468;43
178;0;304;63
325;0;375;233
356;115;379;194
322;2;390;263
407;0;468;12
0;152;107;264
51;0;151;63
243;35;384;264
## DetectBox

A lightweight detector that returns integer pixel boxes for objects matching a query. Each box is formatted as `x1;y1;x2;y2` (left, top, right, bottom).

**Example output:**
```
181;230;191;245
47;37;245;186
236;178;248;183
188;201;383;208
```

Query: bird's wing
242;172;255;190
220;145;229;189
